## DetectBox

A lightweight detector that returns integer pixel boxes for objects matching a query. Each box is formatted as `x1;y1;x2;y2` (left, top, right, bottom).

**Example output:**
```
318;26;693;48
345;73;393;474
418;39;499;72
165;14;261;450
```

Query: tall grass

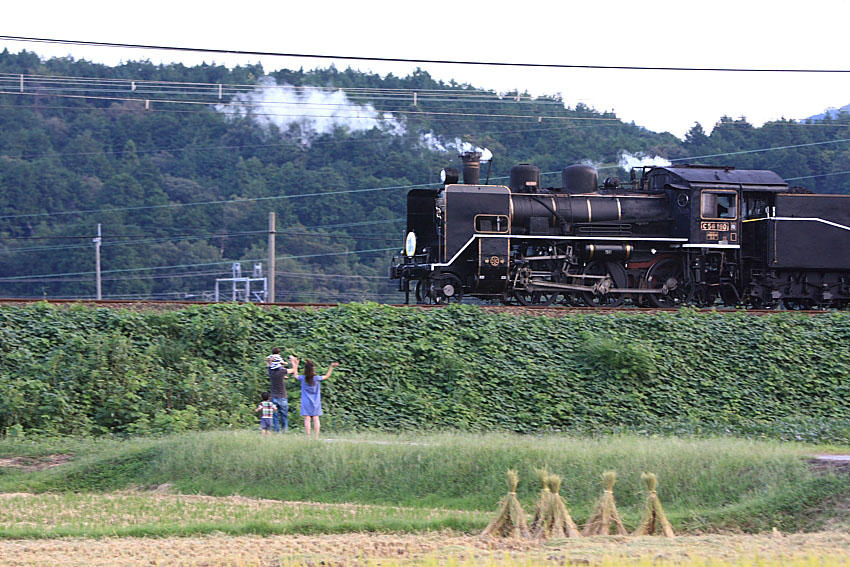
1;431;846;533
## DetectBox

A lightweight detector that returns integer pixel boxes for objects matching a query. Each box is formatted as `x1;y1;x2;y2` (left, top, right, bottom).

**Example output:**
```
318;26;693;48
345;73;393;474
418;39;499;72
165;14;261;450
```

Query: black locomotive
389;152;850;308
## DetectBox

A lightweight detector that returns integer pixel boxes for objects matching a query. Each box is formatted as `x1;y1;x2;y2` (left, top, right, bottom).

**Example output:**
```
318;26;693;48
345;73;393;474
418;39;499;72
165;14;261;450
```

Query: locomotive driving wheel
513;288;558;306
512;263;559;306
782;298;815;310
580;261;626;307
645;257;693;308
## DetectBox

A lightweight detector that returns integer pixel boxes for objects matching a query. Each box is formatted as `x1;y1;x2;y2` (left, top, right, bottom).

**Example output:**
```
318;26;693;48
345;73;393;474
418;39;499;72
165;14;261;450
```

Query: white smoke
216;77;406;142
618;151;672;170
419;133;492;161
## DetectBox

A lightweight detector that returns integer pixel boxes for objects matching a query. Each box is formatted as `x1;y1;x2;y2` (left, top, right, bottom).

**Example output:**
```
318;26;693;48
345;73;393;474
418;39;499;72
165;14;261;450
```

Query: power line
3;35;849;73
0;230;399;255
0;230;267;240
0;220;404;257
0;89;623;125
785;170;850;181
0;247;397;282
0;182;431;220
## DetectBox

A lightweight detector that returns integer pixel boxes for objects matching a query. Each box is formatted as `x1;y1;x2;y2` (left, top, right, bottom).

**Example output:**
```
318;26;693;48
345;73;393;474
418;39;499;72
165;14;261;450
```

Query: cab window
701;192;737;219
475;215;509;233
744;197;768;219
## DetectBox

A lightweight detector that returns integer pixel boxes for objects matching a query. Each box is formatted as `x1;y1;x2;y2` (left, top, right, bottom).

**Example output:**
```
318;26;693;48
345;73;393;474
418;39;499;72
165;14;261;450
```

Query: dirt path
2;532;850;567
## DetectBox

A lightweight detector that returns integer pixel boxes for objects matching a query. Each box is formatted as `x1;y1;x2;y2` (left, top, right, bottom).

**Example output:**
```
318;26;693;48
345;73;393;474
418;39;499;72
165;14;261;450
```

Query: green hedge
1;302;849;440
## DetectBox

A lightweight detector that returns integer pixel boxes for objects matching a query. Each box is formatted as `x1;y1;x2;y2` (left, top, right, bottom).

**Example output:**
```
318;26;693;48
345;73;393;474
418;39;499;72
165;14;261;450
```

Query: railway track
0;297;833;315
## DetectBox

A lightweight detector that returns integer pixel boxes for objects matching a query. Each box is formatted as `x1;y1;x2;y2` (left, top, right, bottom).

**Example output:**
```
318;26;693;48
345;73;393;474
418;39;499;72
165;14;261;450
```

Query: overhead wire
3;35;850;73
0;247;398;282
0;88;622;124
0;182;430;220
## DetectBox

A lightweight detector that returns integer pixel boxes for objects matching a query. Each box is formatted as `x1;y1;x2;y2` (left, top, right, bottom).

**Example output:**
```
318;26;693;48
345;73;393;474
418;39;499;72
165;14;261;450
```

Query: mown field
0;431;848;566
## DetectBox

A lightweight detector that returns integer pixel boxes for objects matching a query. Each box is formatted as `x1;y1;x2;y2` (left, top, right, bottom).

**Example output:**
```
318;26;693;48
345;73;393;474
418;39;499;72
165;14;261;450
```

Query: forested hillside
1;49;849;301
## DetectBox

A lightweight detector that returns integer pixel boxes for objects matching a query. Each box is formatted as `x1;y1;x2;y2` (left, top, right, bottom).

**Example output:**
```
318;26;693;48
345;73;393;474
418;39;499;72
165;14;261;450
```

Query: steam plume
216;77;405;143
619;152;671;170
420;133;492;161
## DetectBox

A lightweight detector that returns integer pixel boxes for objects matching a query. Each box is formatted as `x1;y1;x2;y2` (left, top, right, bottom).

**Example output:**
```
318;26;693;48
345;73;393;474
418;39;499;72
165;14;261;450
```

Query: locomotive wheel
414;279;427;304
782;298;814;310
432;274;464;304
513;289;558;306
645;257;692;308
511;258;559;306
581;261;626;307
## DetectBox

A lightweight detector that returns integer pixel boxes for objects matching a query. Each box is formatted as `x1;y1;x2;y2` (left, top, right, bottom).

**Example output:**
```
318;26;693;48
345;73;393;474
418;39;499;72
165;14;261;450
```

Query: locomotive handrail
431;233;688;269
744;216;850;232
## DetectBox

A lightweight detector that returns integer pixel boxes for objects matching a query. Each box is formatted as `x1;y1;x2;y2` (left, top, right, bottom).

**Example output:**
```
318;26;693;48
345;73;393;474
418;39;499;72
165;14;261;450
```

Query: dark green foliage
1;303;849;441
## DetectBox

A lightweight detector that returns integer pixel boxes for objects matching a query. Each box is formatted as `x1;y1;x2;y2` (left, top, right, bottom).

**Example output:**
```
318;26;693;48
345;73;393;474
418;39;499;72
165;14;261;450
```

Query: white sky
3;0;849;139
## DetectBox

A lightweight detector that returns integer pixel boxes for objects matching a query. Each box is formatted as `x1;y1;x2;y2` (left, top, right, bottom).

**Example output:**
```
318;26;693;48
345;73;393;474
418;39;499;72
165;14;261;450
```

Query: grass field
1;431;847;566
1;431;847;535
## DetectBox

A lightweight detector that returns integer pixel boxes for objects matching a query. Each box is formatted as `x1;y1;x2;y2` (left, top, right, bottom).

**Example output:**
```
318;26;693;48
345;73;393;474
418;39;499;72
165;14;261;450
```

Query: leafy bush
1;303;849;442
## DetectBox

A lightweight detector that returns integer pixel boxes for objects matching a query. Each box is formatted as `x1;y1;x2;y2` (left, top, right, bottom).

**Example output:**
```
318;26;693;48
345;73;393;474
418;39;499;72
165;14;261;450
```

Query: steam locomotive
389;152;850;308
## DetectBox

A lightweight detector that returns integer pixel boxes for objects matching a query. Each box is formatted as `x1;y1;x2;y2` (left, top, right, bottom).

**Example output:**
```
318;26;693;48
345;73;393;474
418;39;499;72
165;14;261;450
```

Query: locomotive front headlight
440;167;459;185
405;231;417;257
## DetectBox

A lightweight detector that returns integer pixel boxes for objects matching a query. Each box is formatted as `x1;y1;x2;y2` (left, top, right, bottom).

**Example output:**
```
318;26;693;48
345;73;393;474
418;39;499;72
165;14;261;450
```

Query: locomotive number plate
700;222;729;231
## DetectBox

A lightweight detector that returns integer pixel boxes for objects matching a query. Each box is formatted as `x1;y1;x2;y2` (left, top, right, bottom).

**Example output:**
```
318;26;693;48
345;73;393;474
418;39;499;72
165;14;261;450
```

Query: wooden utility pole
93;224;102;300
268;212;276;303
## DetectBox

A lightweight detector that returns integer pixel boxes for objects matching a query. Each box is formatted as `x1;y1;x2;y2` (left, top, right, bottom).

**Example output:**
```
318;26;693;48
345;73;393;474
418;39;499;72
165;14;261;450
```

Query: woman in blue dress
291;357;339;437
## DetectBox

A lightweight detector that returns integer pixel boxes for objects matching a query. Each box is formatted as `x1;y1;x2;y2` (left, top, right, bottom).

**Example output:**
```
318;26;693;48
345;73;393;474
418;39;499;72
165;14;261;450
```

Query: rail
0;297;832;315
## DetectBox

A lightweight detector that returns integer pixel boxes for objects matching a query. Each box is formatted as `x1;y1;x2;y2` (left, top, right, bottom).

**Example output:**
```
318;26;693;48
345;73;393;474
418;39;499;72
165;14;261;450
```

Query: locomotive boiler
389;152;850;308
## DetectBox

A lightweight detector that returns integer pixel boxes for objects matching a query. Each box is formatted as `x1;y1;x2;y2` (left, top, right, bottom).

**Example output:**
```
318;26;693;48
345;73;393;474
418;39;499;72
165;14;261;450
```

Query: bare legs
303;416;321;438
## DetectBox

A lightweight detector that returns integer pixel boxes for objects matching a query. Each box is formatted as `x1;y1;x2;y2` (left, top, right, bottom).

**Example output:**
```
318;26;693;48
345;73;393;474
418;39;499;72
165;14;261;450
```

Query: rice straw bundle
581;471;627;536
632;472;675;537
543;474;582;539
481;470;530;539
529;468;552;536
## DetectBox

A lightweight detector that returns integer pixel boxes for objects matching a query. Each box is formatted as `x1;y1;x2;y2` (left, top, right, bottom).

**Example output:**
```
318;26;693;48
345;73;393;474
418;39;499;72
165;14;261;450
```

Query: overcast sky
3;0;849;139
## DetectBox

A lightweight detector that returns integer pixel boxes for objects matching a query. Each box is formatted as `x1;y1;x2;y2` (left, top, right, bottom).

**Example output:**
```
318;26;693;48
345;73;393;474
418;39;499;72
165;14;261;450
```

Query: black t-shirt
268;367;287;398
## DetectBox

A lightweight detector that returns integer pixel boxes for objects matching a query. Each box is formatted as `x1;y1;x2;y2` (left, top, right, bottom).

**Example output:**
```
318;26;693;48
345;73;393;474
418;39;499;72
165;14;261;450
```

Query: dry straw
632;472;675;537
481;469;530;539
541;473;582;539
581;470;627;536
529;468;552;537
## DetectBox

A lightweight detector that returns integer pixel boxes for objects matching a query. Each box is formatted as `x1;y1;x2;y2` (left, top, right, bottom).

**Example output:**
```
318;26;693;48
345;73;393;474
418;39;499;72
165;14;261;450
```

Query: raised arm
321;362;340;380
288;355;299;376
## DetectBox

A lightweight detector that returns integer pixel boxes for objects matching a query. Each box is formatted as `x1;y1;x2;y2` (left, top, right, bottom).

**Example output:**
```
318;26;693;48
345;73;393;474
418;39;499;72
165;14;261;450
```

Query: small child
255;391;277;435
266;347;284;370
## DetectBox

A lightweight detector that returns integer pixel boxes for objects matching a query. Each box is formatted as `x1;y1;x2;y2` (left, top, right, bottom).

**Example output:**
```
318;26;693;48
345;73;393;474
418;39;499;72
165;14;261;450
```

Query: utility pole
93;223;102;300
268;212;276;303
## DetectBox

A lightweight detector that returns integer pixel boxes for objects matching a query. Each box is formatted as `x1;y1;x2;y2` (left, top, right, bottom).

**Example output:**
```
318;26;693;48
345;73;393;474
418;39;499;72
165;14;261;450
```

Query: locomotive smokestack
460;151;482;185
